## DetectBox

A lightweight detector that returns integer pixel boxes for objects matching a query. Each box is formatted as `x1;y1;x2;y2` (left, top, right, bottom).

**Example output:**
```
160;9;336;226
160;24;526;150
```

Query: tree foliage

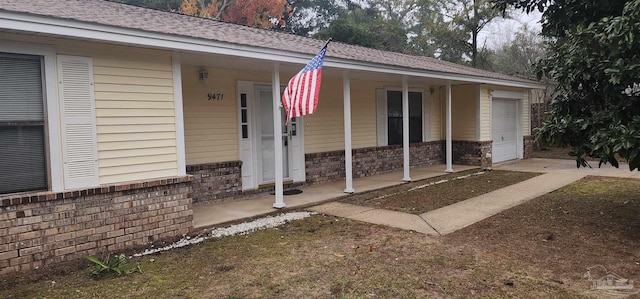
413;0;505;66
314;3;409;52
177;0;291;29
110;0;532;74
496;0;640;170
490;25;546;77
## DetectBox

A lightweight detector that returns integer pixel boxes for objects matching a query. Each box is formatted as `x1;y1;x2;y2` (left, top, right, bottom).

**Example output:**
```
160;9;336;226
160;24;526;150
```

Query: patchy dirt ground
341;169;540;214
533;147;627;165
1;176;639;298
533;147;576;160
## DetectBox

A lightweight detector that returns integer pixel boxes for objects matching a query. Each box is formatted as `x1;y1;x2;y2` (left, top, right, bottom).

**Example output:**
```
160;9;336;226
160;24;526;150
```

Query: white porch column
272;64;285;208
446;81;453;173
343;72;354;193
402;76;411;182
171;52;186;176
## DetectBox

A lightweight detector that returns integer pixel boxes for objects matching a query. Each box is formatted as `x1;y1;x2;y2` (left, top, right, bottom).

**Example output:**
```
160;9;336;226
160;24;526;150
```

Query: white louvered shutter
376;89;387;146
57;55;99;189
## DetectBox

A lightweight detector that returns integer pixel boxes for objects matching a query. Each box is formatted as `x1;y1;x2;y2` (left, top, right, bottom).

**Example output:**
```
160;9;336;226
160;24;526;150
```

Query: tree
177;0;291;29
284;0;346;36
223;0;292;28
414;0;506;67
495;0;640;170
315;3;409;53
491;25;546;77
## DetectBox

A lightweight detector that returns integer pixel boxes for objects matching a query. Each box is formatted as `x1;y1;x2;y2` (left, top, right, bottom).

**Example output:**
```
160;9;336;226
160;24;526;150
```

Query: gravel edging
132;212;316;257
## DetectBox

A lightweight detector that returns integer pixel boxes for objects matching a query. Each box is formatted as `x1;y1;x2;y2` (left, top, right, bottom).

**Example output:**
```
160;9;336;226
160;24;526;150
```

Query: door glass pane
241;109;247;123
242;125;248;139
240;94;247;108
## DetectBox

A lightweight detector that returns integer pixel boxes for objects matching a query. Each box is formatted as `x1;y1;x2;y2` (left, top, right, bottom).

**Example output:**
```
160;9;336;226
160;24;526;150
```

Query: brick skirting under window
305;141;445;185
186;140;506;203
0;175;193;275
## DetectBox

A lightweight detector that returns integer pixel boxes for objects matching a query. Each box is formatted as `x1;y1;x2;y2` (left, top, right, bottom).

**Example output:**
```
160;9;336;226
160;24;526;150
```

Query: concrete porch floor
193;164;478;229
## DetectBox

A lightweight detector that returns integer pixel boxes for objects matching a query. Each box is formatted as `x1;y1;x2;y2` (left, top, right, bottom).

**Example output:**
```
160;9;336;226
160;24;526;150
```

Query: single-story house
0;0;543;273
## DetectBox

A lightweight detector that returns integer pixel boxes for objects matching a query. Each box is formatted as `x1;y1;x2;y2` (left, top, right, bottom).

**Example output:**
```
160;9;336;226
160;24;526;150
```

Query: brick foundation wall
187;161;242;202
0;176;193;275
305;141;444;184
451;140;493;168
523;135;534;159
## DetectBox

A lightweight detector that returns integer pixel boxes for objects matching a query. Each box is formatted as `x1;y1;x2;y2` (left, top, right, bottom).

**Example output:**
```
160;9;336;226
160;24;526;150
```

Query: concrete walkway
193;164;477;229
194;158;639;235
308;158;640;236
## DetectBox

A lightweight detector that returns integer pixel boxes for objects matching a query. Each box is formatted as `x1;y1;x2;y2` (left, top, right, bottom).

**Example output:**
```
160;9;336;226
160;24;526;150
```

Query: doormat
270;189;303;196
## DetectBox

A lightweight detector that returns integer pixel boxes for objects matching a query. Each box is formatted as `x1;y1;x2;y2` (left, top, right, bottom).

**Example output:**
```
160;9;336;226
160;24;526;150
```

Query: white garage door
492;98;518;163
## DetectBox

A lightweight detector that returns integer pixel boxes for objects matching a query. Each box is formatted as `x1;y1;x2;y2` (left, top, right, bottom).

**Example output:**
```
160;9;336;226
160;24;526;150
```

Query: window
0;53;47;194
386;90;423;145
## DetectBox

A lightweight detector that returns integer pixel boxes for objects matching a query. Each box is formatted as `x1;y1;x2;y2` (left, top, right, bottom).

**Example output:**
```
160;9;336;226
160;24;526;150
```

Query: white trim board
172;52;186;176
0;11;545;89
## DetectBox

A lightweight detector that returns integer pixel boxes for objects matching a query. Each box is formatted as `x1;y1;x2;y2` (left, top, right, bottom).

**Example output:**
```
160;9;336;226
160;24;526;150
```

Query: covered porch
178;53;526;204
193;163;477;228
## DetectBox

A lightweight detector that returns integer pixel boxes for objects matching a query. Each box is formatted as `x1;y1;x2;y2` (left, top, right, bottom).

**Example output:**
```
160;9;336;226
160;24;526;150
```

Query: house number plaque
207;93;224;101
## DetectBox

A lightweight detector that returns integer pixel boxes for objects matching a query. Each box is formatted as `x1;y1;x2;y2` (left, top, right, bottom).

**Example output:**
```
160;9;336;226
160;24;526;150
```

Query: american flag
282;42;329;124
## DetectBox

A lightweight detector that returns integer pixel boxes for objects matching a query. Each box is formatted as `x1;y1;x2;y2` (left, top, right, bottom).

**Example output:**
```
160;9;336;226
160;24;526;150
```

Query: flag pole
323;38;332;48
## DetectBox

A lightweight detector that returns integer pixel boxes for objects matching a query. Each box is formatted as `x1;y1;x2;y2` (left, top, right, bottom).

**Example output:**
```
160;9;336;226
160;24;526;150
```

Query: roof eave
0;10;545;89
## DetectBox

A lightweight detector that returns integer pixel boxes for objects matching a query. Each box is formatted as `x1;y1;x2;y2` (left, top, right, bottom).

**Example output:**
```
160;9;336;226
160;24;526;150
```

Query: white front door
492;98;518;163
238;82;305;190
257;87;290;183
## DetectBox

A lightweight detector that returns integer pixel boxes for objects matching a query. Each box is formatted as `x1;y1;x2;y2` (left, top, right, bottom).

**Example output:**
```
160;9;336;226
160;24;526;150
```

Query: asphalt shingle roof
0;0;539;85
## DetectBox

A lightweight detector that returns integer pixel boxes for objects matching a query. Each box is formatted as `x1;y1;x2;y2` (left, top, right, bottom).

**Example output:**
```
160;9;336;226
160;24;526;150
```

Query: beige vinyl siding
0;32;181;184
304;77;346;153
523;91;531;135
350;80;378;149
305;79;379;153
41;39;177;183
305;80;436;153
182;67;271;165
451;85;478;141
480;86;492;141
92;55;178;184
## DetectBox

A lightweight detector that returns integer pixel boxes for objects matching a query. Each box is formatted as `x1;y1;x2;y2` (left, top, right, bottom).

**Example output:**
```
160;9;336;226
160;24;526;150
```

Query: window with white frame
0;53;47;194
377;89;426;146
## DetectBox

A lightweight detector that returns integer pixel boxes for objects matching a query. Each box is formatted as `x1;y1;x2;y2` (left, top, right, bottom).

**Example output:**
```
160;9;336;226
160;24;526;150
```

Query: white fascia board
0;11;545;90
324;58;546;89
